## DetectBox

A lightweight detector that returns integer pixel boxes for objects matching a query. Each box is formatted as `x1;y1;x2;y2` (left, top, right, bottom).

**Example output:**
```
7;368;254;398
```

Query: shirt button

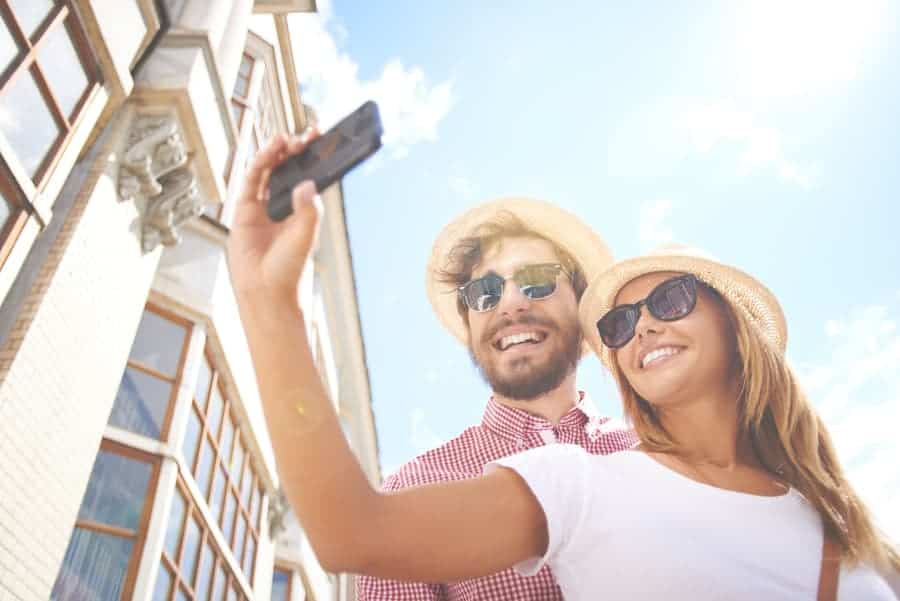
515;438;526;449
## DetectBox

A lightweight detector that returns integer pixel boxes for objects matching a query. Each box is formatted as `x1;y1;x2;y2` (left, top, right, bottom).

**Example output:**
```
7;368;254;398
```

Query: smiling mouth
640;346;684;369
494;331;547;351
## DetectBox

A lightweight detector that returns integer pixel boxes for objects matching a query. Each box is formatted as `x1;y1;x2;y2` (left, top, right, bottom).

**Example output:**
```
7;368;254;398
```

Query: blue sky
289;1;900;540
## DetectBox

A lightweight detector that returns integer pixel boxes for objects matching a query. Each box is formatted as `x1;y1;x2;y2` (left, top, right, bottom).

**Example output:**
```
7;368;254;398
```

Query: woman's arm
227;134;547;581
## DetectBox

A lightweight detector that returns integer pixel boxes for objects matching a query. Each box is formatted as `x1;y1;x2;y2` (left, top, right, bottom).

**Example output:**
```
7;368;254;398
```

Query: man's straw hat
579;244;787;369
427;197;613;347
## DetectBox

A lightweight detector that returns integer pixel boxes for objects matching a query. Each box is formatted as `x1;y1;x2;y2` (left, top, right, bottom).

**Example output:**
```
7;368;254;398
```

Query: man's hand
226;130;320;305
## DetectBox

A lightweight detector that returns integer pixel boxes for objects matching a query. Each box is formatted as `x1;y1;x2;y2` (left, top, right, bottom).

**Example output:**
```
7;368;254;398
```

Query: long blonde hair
611;285;900;571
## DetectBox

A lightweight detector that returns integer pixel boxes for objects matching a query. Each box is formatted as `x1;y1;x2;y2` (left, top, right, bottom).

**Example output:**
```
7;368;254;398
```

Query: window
0;0;99;259
271;567;291;601
181;348;266;582
50;442;160;601
154;479;251;601
108;306;191;440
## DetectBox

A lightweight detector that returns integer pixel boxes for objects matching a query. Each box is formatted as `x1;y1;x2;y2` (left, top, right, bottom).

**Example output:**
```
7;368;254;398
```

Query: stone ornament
118;114;204;253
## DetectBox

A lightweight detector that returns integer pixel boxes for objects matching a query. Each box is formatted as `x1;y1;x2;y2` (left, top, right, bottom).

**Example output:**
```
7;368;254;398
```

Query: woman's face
612;271;738;409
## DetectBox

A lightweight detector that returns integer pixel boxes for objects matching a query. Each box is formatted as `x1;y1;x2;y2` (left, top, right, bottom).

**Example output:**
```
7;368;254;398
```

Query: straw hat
579;244;787;369
426;197;613;348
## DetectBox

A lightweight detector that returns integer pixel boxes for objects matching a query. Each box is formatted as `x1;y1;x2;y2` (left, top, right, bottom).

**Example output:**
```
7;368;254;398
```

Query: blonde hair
611;283;900;571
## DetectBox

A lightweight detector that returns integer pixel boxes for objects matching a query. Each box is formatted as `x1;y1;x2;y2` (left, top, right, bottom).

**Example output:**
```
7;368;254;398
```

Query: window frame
157;476;252;601
181;346;265;585
0;0;102;269
56;439;162;601
110;303;194;442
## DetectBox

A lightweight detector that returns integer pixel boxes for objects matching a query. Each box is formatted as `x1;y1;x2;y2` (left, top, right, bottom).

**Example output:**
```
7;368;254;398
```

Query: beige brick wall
0;115;163;601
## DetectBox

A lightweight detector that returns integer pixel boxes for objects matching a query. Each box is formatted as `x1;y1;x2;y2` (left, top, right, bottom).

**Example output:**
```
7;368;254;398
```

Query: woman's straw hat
579;244;787;369
427;197;613;347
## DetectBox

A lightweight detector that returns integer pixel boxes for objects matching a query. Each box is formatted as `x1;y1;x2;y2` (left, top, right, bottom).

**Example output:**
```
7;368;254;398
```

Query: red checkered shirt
356;393;638;600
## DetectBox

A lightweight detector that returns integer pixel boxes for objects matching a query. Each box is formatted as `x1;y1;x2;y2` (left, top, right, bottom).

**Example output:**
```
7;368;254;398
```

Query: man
357;197;638;600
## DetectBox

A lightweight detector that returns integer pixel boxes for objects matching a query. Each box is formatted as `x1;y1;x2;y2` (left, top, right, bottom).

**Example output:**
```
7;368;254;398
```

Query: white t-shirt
488;444;897;601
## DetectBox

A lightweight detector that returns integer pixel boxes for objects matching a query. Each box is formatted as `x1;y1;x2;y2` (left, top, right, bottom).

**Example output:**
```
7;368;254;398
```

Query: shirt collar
481;391;597;439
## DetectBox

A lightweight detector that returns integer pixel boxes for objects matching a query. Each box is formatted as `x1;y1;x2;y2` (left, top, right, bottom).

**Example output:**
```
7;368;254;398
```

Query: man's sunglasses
458;263;569;313
596;274;698;349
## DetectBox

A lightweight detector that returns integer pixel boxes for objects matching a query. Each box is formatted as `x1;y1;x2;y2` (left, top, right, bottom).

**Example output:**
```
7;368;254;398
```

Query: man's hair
434;211;588;325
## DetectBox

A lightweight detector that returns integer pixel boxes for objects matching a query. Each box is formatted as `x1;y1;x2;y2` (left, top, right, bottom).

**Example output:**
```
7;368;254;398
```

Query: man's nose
495;281;531;316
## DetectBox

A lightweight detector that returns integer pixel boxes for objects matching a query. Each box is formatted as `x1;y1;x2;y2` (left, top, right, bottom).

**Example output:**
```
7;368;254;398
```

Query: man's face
466;237;582;400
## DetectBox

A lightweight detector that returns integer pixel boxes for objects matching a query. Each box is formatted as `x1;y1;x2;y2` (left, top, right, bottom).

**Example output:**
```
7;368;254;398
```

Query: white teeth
499;331;544;350
641;346;681;368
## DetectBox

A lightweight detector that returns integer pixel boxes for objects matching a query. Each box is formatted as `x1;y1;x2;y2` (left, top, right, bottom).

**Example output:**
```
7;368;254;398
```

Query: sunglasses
459;263;569;313
596;274;698;349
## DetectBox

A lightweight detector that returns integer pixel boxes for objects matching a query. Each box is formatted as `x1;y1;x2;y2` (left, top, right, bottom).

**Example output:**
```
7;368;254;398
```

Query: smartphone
267;100;383;221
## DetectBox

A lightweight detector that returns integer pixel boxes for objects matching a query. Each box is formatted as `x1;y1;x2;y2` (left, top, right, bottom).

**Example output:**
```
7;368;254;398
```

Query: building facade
0;2;379;600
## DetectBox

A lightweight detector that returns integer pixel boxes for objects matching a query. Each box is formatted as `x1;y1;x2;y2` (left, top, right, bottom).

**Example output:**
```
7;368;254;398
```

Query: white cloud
795;300;900;541
638;200;674;250
735;0;889;99
410;407;445;454
287;6;454;160
676;99;820;189
447;163;478;201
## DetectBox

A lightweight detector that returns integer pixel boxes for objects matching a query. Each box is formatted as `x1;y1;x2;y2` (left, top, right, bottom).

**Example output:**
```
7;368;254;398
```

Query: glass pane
164;489;187;559
242;535;256;581
182;406;203;470
0;68;60;177
181;514;201;584
50;527;133;601
38;19;89;119
109;367;172;439
238;54;253;79
250;486;261;531
7;0;54;37
233;515;246;564
196;436;215;497
209;463;227;522
0;195;12;234
151;564;173;601
207;385;224;438
195;355;212;405
230;438;244;482
195;541;214;601
240;468;252;510
210;564;226;601
222;491;237;544
130;310;187;376
231;101;244;128
0;19;20;74
271;569;290;601
219;412;234;460
78;450;152;530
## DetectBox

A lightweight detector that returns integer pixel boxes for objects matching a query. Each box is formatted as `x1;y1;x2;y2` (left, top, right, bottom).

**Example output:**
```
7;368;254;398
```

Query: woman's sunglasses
596;274;698;349
458;263;568;312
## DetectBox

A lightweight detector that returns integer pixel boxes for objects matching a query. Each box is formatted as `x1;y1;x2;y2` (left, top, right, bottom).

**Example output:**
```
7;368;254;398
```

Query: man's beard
469;315;582;401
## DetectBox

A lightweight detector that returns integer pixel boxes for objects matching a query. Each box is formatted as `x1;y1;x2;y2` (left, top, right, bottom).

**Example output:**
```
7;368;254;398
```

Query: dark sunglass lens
598;307;638;348
516;265;559;300
465;274;504;312
648;277;696;320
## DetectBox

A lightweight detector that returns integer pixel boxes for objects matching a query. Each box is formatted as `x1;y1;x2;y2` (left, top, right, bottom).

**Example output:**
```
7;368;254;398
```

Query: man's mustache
481;314;558;346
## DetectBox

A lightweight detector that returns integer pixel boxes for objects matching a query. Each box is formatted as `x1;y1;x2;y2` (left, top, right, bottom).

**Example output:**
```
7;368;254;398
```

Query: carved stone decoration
268;487;290;539
118;113;204;253
140;166;203;253
118;115;190;203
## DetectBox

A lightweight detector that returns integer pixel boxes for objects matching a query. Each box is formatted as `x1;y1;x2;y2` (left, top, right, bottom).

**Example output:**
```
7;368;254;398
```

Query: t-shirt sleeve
484;444;593;577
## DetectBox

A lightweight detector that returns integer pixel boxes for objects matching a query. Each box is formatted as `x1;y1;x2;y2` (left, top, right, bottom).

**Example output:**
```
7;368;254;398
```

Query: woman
227;134;898;600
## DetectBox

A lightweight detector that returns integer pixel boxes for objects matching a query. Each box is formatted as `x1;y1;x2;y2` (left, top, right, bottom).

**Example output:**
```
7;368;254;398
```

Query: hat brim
579;254;787;370
426;197;613;354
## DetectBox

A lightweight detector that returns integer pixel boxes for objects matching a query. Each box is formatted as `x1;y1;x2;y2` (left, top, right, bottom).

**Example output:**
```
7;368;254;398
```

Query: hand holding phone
267;101;383;221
